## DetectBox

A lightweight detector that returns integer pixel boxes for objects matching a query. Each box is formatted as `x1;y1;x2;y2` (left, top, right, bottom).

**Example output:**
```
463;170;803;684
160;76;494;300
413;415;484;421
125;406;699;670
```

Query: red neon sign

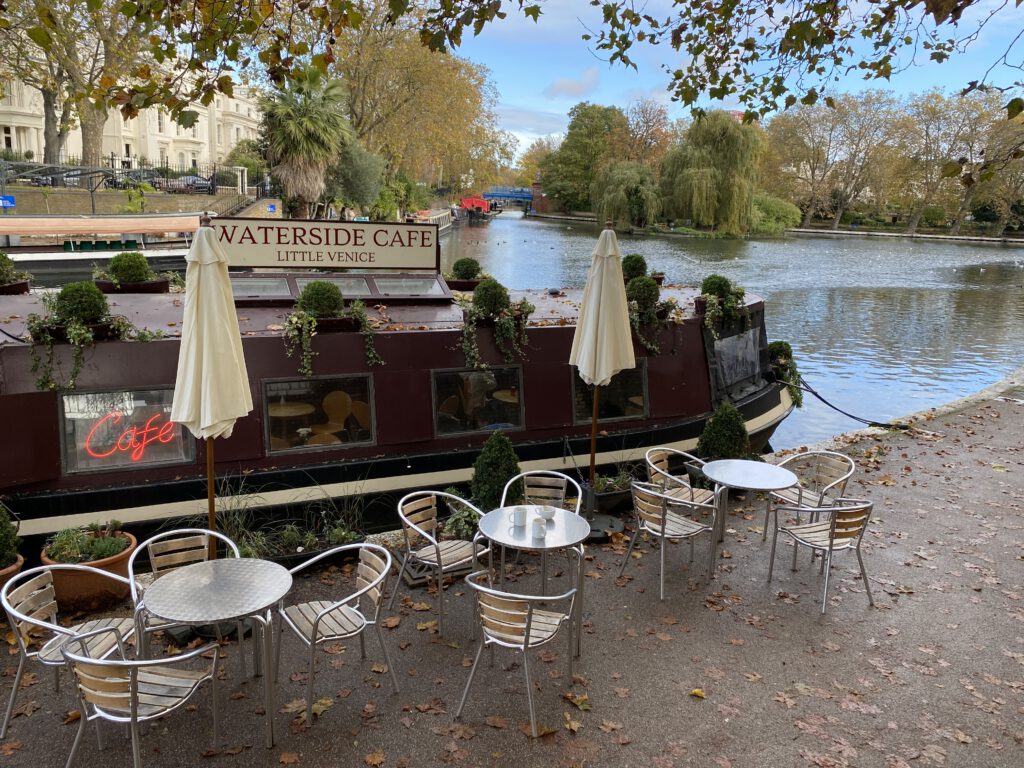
84;410;176;462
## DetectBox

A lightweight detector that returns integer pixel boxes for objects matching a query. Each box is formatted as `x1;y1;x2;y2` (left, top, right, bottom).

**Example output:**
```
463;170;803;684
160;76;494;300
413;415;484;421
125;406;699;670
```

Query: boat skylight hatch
229;272;452;306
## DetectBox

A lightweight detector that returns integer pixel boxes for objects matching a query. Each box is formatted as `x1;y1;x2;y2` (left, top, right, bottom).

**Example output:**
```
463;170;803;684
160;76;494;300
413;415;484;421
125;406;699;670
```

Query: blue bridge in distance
482;187;533;202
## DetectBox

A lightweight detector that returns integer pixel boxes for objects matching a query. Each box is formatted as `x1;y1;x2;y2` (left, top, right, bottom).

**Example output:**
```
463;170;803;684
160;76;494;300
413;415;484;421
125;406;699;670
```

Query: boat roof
0;283;727;345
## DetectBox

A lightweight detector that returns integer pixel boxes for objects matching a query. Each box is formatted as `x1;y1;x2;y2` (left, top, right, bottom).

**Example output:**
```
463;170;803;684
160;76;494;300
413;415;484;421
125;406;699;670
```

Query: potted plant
696;402;750;460
459;278;534;370
0;501;24;592
0;252;31;295
283;280;382;377
699;273;750;339
589;465;637;514
445;257;487;291
767;340;804;408
94;250;170;293
470;431;522;512
626;275;662;353
440;489;481;541
40;520;138;611
621;253;648;284
26;281;132;390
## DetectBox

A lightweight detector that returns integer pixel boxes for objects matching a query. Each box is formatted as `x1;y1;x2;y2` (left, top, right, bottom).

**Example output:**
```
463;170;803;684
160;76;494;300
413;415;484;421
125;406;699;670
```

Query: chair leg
762;497;771;542
211;666;221;740
522;650;537;738
130;719;142;768
659;534;666;601
705;533;716;583
454;642;485;721
617;528;640;578
358;631;366;659
820;550;833;615
1;654;26;738
64;704;88;768
374;626;400;694
435;567;445;637
305;644;317;725
791;530;800;572
857;548;875;607
767;526;780;583
387;557;408;610
566;622;574;681
274;620;284;683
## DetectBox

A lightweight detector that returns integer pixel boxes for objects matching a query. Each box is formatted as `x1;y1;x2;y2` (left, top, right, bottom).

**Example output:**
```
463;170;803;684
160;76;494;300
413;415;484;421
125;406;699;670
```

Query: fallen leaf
599;721;622;732
364;750;385;766
689;688;706;699
279;752;300;765
0;741;22;756
563;712;582;732
62;710;81;725
563;691;592;711
485;715;510;729
381;616;401;629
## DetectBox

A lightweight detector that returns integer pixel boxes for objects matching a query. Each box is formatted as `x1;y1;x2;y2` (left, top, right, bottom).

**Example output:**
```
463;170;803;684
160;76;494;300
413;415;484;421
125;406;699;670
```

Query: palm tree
261;67;353;219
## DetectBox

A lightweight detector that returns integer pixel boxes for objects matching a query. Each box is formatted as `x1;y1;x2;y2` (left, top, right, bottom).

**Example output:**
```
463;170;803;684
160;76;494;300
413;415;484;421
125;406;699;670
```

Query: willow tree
591;161;660;228
660;111;763;235
261;67;353;219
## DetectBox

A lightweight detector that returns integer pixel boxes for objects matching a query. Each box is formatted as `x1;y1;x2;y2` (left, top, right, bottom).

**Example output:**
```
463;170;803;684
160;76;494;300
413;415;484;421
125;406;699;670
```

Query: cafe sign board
212;216;440;271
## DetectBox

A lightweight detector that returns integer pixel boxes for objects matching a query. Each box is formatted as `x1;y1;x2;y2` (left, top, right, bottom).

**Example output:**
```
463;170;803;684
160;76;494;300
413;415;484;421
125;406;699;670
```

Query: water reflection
442;213;1024;448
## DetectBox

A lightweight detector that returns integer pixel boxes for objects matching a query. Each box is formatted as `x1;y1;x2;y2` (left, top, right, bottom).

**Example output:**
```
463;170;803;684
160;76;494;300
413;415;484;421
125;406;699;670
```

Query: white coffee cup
510;506;526;526
531;517;547;539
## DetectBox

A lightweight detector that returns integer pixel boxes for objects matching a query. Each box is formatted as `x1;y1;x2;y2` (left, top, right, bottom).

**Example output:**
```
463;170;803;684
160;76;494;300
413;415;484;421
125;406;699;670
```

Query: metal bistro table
478;505;590;656
141;558;293;748
701;459;798;546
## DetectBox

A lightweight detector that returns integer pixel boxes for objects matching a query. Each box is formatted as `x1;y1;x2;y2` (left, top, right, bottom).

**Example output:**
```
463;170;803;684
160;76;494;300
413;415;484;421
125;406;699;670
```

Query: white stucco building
0;79;262;169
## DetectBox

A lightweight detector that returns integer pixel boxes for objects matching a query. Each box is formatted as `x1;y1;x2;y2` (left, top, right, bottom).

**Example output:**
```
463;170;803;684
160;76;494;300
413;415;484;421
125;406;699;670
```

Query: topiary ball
626;275;660;322
297;281;344;318
470;430;522;511
55;281;109;325
472;278;511;318
0;252;17;284
700;273;733;298
696;402;750;459
621;253;648;283
108;251;155;284
451;257;482;280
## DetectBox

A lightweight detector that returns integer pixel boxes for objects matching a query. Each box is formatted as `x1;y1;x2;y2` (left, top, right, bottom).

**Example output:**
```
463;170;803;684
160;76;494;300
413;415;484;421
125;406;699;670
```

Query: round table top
268;402;316;418
491;389;519;404
142;558;293;625
702;459;798;492
479;505;590;551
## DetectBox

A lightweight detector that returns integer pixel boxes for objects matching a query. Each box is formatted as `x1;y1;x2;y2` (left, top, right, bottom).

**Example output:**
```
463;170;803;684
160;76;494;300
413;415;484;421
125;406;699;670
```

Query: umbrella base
583;512;624;542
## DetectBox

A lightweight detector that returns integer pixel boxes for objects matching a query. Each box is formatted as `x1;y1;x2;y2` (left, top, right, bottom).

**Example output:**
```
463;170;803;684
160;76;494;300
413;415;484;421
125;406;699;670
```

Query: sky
456;0;1024;156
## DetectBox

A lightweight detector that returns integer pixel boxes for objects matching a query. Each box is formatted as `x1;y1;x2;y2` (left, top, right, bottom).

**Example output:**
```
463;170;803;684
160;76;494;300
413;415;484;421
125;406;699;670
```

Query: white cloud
543;66;600;99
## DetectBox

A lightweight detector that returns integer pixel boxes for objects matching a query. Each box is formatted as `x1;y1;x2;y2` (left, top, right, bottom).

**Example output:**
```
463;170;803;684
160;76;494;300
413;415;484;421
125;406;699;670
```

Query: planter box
0;280;30;296
44;320;119;343
94;278;170;294
445;278;483;291
315;315;361;333
41;532;137;612
0;554;25;595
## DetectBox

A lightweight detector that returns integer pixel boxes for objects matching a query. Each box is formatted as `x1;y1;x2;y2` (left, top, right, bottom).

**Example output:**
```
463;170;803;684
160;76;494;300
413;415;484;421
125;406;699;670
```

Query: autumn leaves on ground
2;393;1022;767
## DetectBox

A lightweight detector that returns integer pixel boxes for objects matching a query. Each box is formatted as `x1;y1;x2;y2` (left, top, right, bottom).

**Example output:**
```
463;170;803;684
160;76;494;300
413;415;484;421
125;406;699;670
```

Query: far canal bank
443;212;1024;450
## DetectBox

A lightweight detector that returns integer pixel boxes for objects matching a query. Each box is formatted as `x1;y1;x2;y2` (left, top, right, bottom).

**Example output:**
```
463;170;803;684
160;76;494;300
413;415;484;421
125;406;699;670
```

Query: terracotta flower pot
94;278;170;294
41;532;137;612
0;554;25;595
0;280;30;296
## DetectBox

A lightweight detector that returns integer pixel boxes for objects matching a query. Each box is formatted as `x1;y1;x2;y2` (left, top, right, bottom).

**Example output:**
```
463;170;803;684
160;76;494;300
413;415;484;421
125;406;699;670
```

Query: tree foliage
591;161;660;228
540;102;627;212
261;66;352;219
324;141;385;208
661;111;763;235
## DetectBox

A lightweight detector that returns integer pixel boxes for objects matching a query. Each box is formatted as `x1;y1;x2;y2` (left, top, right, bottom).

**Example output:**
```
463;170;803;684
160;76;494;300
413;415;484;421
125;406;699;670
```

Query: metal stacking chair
61;627;220;768
0;565;136;739
645;447;715;504
276;543;399;724
762;450;855;541
128;529;244;661
455;567;578;738
767;498;875;614
500;470;583;514
619;480;721;599
390;491;490;636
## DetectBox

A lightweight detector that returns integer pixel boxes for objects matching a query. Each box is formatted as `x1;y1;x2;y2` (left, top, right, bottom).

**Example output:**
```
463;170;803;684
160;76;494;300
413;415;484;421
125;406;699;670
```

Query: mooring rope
785;375;910;431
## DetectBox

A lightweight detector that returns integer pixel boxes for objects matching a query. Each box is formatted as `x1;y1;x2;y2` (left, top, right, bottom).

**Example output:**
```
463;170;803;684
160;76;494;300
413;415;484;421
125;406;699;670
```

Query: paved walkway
1;378;1022;767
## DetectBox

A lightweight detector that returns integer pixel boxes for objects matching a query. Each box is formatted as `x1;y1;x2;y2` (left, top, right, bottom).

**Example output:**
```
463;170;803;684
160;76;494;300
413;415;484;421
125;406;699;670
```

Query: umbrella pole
589;385;601;506
206;437;217;560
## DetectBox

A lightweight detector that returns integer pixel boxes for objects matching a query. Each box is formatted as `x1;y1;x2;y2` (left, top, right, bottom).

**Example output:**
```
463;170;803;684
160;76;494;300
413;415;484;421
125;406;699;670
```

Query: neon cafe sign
84;410;177;462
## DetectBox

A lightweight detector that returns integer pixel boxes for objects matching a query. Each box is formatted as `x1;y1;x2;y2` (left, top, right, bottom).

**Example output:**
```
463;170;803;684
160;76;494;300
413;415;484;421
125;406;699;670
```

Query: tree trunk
830;205;845;230
801;204;814;227
905;208;922;235
949;186;976;236
990;211;1009;238
40;88;69;165
79;104;109;167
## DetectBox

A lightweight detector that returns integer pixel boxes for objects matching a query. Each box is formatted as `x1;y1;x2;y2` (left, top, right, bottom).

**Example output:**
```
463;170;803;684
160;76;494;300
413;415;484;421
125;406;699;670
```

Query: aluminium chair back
778;450;854;502
824;498;873;550
501;470;582;514
2;569;59;662
396;492;442;552
128;528;240;606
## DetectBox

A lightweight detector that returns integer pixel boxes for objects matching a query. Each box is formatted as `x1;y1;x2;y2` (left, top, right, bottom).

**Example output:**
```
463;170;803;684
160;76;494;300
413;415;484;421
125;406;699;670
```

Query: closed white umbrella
170;217;253;549
569;225;636;515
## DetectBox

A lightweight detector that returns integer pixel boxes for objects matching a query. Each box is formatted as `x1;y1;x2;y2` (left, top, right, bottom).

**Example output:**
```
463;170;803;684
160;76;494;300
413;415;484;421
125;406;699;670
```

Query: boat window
294;276;372;296
432;367;523;435
231;277;292;298
60;389;195;474
572;363;646;423
374;276;446;297
264;376;373;452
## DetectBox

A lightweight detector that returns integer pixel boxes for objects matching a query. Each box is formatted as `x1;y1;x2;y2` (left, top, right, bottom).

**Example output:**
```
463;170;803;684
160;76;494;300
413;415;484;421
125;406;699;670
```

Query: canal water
443;211;1024;449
